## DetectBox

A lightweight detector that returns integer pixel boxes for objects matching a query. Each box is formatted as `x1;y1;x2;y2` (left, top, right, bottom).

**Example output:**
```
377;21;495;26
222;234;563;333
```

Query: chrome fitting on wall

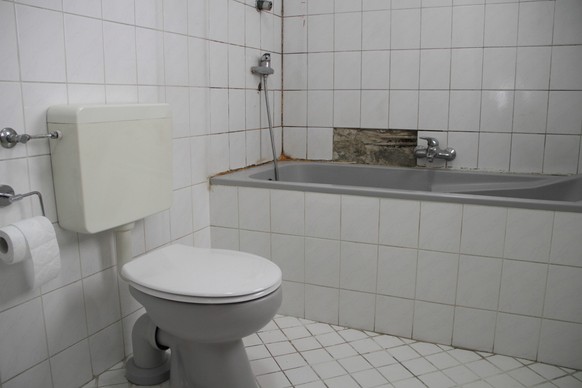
256;0;273;11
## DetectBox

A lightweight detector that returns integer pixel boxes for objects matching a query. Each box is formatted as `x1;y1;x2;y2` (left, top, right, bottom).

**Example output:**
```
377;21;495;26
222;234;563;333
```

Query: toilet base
158;330;257;388
125;355;171;386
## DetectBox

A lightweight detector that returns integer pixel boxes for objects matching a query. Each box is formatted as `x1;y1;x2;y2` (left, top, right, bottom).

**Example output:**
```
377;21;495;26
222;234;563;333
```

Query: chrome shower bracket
256;0;273;11
0;185;46;217
0;127;63;149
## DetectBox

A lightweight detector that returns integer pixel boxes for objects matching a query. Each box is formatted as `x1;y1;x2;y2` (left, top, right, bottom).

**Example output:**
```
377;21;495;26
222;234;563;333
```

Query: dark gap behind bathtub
333;128;418;167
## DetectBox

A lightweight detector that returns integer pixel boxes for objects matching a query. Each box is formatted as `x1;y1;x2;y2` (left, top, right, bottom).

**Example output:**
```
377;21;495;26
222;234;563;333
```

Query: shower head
256;0;273;11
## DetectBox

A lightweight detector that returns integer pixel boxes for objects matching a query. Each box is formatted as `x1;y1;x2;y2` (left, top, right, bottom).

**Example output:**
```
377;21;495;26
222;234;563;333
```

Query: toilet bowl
121;244;282;388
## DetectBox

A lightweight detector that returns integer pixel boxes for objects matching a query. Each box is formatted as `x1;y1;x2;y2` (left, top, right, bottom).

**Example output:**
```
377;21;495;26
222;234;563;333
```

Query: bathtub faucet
414;137;456;163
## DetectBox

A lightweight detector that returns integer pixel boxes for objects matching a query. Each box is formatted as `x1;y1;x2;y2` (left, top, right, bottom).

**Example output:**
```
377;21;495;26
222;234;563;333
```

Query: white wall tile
240;230;271;259
363;10;391;50
377;246;417;299
389;90;419;129
553;0;582;45
480;91;514;133
419;91;450;130
550;45;582;90
63;0;101;18
452;5;484;48
170;187;194;239
375;296;414;338
516;47;551;90
305;285;340;325
271;234;305;282
103;22;137;85
379;199;420;248
477;132;511;171
0;5;20;81
513;92;548;134
449;91;481;132
543;135;580;175
88;322;124;375
339;290;376;331
456;255;501;310
421;7;452;49
447;132;479;169
452;307;496;352
419;202;462;253
136;0;163;29
547;91;582;135
341;196;380;244
361;91;389;129
284;16;307;53
83;268;121;335
271;190;305;235
450;48;483;90
335;0;362;13
4;361;53;388
460;205;507;257
510;133;544;173
308;53;334;89
305;193;341;240
416;250;459;304
538;320;582;370
391;50;420;89
413;301;454;345
308;0;334;14
334;13;362;52
284;91;307;127
210;226;239;250
49;340;92;388
307;127;334;160
283;127;307;158
391;9;421;49
362;51;390;90
544;265;582;323
307;91;333;127
42;282;87;356
484;3;518;47
504;209;553;262
482;48;516;90
102;0;134;24
340;242;378;293
494;313;541;360
0;298;48;382
280;281;305;317
499;260;547;316
420;50;451;90
307;14;334;52
334;90;361;128
551;212;582;267
164;33;189;87
518;1;554;47
335;53;362;91
305;238;340;288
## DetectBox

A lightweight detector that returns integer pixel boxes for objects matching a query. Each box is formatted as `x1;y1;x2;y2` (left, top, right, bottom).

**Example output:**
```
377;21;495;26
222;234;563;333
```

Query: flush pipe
114;223;171;385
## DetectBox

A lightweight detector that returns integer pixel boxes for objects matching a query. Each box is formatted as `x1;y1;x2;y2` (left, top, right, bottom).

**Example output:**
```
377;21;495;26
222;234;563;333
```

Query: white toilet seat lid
121;245;282;304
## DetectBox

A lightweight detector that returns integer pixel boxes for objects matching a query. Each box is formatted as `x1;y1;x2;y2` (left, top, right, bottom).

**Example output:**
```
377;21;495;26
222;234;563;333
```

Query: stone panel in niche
333;128;417;167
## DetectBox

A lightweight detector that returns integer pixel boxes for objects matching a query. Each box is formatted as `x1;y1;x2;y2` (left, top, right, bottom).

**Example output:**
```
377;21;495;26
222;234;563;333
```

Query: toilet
121;244;282;388
46;104;283;388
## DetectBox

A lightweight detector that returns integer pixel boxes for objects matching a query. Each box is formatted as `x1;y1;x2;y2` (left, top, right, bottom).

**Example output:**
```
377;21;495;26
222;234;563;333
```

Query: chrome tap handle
419;137;439;147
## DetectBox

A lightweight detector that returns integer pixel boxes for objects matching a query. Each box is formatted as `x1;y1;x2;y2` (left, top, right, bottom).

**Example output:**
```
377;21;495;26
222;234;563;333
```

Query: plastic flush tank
47;104;172;234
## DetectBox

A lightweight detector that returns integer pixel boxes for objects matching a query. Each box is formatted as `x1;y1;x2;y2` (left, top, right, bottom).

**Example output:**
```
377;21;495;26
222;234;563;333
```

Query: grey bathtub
211;162;582;213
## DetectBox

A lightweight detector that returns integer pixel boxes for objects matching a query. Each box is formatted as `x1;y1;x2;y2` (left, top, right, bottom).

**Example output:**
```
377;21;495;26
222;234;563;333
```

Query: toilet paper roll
0;217;61;288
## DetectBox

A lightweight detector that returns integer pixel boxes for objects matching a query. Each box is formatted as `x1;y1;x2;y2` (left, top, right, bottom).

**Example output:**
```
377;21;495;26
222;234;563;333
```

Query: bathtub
211;161;582;212
210;161;582;369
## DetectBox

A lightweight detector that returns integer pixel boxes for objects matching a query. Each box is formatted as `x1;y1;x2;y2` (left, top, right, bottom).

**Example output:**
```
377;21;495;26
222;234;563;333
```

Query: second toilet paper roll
0;216;61;288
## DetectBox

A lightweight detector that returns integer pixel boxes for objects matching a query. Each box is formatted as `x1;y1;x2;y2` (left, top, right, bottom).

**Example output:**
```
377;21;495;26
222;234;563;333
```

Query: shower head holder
256;0;273;11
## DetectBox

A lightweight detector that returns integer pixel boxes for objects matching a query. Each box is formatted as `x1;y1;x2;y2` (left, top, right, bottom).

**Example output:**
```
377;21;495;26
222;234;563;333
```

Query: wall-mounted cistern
414;137;456;163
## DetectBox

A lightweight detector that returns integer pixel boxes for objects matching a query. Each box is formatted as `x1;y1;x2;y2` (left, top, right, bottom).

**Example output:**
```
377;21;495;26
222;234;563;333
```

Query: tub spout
414;137;456;162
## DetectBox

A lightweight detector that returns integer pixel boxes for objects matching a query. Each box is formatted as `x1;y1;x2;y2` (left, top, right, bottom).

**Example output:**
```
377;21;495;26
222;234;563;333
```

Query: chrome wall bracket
0;127;63;149
0;185;46;217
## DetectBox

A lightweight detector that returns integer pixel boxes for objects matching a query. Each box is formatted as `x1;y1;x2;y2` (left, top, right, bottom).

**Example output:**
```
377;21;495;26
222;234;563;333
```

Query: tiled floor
90;315;582;388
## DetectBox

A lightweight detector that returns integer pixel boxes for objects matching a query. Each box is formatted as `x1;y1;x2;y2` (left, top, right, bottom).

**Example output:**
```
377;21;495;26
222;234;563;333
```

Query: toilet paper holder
0;185;46;217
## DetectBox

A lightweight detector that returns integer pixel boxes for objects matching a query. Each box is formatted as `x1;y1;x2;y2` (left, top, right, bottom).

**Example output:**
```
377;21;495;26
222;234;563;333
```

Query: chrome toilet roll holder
0;185;46;217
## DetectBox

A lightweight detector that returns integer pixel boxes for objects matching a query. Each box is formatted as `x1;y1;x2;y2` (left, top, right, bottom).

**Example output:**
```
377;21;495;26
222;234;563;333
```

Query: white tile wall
282;0;582;174
211;185;582;369
0;0;281;386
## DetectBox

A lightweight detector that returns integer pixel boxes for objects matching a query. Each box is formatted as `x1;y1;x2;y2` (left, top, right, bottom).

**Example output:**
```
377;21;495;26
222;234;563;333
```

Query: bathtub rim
210;161;582;213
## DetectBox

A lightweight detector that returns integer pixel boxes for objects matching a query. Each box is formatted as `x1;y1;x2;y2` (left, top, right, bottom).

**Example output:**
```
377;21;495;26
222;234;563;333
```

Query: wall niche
333;128;417;167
